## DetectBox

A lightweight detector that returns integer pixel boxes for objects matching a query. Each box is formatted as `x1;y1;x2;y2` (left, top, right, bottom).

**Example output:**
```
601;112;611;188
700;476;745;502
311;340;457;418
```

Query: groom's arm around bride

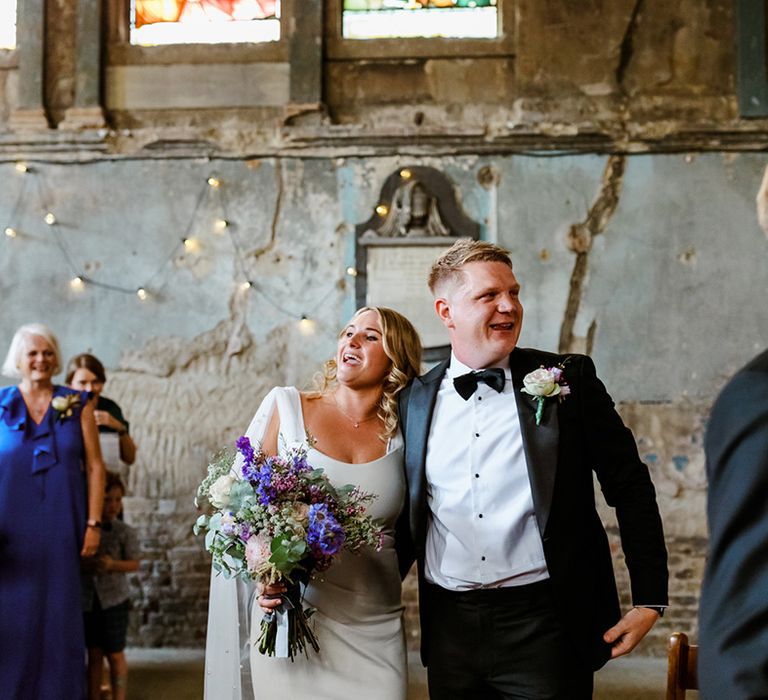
396;238;668;700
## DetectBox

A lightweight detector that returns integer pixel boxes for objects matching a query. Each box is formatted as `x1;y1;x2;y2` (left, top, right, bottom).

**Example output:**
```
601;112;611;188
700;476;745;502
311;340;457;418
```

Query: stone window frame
0;0;18;68
737;0;768;117
325;0;515;61
105;0;292;66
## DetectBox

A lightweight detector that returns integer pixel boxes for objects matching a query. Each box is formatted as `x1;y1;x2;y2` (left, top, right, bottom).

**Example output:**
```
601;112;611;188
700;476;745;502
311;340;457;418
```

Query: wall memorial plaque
354;166;481;361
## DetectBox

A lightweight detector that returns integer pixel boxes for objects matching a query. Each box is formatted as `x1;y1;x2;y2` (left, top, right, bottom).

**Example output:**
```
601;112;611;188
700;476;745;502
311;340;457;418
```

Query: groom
396;239;668;699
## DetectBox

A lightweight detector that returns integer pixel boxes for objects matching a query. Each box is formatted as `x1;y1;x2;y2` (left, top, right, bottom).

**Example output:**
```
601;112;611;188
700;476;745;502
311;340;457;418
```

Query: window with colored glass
0;0;17;49
342;0;497;40
130;0;280;46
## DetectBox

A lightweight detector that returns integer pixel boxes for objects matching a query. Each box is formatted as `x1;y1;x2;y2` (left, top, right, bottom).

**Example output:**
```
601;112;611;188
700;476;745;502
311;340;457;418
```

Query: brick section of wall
126;498;211;647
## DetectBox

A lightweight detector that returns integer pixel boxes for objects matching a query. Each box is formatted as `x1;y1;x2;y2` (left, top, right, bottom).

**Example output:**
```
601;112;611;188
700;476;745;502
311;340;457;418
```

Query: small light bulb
240;281;252;291
44;212;56;225
4;227;17;238
214;218;229;232
298;316;316;336
375;204;388;217
70;276;84;290
15;162;28;173
136;288;148;301
182;237;199;252
400;168;412;179
346;266;358;277
207;176;221;188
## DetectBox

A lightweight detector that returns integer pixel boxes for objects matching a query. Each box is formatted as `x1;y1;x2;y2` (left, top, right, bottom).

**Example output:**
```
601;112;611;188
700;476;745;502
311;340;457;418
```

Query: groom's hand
602;607;660;659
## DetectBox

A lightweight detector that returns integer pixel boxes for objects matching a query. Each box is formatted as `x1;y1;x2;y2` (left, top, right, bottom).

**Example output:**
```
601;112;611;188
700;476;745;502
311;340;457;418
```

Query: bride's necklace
331;392;379;429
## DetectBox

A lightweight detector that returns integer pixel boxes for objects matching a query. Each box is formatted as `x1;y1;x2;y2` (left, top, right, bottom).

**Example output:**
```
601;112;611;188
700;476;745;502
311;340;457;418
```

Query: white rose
208;473;237;509
522;368;561;398
51;396;69;411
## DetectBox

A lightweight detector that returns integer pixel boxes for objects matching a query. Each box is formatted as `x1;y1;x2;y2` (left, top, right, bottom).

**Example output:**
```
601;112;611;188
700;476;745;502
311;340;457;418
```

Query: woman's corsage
521;365;570;425
51;394;81;422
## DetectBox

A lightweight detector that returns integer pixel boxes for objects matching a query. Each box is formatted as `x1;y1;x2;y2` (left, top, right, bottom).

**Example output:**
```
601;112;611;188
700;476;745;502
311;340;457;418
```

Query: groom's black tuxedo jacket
395;347;668;671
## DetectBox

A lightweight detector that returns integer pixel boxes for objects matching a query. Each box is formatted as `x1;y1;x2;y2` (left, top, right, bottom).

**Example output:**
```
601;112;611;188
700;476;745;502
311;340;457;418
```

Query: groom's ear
435;297;454;329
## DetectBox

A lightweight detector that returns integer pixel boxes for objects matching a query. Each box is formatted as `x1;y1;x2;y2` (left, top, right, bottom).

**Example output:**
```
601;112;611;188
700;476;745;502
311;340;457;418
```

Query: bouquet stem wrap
258;582;319;660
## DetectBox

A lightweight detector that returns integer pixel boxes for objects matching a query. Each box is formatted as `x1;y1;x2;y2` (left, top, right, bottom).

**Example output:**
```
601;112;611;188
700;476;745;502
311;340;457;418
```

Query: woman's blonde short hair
317;306;422;440
1;323;62;378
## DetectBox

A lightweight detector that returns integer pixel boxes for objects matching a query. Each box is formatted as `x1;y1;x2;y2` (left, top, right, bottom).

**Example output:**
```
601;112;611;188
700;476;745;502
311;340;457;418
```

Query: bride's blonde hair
315;306;422;440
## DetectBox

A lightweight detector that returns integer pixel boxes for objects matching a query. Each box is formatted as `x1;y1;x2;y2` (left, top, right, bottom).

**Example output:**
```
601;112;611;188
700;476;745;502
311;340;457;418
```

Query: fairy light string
1;164;341;329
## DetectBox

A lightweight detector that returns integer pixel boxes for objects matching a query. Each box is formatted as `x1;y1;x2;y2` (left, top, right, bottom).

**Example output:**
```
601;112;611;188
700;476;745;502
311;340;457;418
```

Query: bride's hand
258;582;287;614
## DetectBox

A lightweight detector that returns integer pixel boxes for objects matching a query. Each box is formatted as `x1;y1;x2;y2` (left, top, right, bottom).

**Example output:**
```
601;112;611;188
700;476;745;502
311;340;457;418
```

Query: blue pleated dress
0;385;90;700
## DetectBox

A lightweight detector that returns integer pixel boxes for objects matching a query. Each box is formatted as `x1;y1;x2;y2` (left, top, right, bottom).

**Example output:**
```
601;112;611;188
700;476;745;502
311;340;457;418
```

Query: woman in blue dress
0;323;106;700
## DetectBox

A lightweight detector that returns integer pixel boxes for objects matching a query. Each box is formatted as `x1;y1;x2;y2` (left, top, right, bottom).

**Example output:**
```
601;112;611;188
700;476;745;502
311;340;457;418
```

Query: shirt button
475;473;479;478
478;396;482;401
481;556;486;561
478;513;483;518
475;432;480;438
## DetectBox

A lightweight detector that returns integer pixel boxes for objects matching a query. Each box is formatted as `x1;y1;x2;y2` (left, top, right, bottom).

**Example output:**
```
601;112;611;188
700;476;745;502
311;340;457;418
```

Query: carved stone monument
355;166;480;360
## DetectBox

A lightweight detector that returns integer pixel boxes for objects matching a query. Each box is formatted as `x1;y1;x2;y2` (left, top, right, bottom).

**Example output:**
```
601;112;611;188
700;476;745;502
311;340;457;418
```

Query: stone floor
123;649;692;699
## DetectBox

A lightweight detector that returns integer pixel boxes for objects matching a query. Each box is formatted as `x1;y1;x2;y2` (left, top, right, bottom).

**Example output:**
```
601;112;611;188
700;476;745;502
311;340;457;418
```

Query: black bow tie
453;368;506;400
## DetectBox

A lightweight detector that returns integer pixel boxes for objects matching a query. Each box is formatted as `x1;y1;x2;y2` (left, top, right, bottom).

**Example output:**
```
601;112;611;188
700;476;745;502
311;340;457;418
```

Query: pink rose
245;533;272;573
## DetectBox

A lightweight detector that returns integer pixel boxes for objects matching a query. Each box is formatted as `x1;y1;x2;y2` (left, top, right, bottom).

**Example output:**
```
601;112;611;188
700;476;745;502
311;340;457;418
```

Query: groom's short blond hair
428;238;513;295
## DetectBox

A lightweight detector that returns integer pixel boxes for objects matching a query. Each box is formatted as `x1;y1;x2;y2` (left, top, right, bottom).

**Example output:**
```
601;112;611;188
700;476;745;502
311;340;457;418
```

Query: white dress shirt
424;353;549;590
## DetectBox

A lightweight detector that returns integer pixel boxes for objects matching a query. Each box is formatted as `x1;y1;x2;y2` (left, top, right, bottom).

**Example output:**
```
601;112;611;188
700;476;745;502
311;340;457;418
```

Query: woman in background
66;353;137;480
0;323;106;699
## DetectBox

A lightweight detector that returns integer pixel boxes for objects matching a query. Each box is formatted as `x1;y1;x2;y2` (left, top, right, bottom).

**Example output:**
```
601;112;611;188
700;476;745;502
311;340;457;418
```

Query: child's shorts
84;599;131;653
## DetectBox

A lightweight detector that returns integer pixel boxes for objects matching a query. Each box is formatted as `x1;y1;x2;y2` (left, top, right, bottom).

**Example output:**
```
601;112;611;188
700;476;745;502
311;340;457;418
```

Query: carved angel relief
375;180;450;239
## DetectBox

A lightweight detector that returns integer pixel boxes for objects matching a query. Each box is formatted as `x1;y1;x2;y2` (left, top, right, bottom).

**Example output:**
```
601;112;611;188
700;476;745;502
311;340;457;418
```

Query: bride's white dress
204;386;408;700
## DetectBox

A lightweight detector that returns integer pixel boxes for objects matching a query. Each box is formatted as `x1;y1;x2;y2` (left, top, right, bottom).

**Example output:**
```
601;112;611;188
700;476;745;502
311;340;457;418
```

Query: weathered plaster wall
2;152;767;653
0;0;760;156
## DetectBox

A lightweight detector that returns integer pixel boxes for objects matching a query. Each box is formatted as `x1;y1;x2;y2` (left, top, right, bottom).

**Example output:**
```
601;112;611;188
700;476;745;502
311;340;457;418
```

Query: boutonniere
51;394;81;422
521;364;571;425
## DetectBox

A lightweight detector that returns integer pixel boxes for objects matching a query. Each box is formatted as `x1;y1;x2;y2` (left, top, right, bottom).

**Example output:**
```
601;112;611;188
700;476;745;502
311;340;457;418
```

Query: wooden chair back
666;631;699;699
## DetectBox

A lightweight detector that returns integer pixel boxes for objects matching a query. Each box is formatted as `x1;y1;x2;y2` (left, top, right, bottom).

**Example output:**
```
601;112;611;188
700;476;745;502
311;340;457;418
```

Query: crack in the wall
558;154;626;354
615;0;646;94
246;158;284;261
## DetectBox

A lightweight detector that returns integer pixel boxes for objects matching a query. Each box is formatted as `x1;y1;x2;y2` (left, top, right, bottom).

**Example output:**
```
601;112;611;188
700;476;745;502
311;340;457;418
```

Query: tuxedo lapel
510;348;559;538
405;359;448;547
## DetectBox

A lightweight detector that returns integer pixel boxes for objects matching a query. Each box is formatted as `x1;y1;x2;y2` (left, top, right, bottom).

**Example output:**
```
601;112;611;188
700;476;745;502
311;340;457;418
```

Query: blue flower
307;503;345;557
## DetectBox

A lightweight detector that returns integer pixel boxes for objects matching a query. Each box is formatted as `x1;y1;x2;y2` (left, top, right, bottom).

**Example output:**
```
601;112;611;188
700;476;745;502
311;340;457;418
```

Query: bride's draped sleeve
203;387;282;700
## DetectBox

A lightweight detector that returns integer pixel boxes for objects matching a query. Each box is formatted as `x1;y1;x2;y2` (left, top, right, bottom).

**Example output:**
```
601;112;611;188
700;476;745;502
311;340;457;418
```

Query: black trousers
425;580;594;700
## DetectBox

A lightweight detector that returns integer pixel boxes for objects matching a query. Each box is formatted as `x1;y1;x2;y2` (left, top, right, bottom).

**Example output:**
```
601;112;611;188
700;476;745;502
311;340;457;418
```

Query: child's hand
96;555;114;573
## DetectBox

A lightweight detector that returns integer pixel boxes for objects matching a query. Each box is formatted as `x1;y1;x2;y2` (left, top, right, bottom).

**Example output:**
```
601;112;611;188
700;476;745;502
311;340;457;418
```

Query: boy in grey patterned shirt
82;472;139;700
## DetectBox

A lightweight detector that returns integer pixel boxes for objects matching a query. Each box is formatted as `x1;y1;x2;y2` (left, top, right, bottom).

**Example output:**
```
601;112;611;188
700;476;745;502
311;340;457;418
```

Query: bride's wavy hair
316;306;422;440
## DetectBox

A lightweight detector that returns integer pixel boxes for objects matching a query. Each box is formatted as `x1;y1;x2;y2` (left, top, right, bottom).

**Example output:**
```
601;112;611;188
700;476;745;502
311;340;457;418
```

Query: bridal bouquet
194;436;383;660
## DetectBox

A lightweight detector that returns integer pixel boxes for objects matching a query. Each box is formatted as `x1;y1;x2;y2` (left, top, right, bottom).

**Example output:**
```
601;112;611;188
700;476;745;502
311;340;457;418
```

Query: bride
204;306;422;700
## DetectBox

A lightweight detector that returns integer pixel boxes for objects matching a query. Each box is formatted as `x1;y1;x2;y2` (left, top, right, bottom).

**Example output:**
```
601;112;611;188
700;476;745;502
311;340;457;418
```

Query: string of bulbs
2;163;346;335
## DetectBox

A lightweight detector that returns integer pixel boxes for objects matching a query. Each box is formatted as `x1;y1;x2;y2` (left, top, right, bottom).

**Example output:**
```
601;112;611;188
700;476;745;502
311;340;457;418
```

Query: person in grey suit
396;238;668;699
698;167;768;698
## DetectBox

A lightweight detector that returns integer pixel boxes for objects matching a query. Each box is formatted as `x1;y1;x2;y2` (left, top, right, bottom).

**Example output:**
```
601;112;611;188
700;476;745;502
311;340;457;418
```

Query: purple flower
307;503;345;558
239;522;253;542
290;453;312;474
236;436;255;466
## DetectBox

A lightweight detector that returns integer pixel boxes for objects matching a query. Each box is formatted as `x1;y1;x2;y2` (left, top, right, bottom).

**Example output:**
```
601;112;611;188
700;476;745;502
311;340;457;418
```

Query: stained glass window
342;0;497;40
130;0;280;46
0;0;17;49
